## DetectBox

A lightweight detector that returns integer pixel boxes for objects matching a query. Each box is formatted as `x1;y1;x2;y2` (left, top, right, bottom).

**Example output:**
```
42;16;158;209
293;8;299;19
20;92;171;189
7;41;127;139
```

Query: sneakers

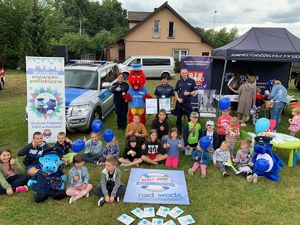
69;196;76;204
223;172;229;177
246;175;253;183
115;196;120;202
16;186;28;193
97;197;106;207
253;174;258;183
201;174;206;179
188;168;194;176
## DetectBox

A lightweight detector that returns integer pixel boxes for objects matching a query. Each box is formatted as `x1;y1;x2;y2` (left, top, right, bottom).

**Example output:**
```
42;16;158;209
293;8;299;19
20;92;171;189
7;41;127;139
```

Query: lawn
0;71;300;225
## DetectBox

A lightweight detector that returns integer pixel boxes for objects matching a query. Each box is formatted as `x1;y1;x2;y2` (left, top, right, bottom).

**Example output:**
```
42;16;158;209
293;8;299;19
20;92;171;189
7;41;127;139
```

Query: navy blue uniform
111;82;129;129
174;78;197;134
154;84;174;98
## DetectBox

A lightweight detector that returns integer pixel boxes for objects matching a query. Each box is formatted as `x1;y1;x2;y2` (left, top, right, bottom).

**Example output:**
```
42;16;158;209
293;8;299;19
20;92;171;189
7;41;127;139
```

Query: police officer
111;73;129;129
154;73;175;105
174;68;197;134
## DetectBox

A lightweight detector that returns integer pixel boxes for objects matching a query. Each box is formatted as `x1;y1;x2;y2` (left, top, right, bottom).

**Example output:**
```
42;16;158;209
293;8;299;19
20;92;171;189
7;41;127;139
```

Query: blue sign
124;168;190;205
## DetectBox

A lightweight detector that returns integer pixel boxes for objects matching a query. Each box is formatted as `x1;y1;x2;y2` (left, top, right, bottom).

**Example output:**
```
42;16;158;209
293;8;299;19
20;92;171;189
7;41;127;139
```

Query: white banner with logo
26;57;65;143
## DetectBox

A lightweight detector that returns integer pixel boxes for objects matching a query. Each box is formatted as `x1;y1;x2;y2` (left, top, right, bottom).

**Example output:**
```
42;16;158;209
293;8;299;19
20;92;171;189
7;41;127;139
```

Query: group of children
1;106;289;205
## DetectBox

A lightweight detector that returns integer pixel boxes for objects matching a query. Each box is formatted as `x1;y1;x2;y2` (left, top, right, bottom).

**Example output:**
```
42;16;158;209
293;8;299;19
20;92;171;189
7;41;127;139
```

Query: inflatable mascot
123;64;151;124
27;147;67;203
252;136;284;182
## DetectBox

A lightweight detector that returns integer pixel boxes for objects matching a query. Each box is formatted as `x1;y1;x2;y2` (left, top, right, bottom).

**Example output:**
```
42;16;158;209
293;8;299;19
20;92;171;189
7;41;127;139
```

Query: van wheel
123;72;129;80
161;72;170;79
88;107;102;131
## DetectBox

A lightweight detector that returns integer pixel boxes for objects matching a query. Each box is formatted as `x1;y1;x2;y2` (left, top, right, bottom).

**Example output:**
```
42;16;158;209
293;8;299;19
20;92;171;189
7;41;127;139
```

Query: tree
196;27;239;48
91;30;116;59
59;33;92;58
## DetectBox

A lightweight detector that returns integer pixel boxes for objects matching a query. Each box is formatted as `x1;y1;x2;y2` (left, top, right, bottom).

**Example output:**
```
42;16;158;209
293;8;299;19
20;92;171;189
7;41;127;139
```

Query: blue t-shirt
167;138;183;157
128;86;148;108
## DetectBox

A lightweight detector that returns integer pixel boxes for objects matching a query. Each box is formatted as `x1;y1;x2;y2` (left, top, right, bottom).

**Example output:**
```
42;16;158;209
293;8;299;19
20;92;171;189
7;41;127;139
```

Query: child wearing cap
217;109;232;144
201;120;220;156
183;112;202;155
118;136;142;167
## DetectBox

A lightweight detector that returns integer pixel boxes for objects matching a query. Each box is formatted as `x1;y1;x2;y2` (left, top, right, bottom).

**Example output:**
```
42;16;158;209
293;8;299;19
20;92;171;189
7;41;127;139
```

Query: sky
114;0;300;37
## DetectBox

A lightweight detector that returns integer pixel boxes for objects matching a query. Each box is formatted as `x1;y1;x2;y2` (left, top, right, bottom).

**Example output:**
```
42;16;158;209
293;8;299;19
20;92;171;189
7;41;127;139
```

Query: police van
64;60;119;131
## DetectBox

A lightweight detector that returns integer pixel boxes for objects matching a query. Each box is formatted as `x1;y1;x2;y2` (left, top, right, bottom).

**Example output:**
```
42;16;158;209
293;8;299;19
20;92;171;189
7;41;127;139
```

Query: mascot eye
54;160;58;163
137;74;141;77
45;158;49;162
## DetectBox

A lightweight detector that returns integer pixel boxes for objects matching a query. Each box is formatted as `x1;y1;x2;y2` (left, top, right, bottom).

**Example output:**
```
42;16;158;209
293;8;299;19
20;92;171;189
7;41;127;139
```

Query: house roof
128;11;151;22
118;1;214;47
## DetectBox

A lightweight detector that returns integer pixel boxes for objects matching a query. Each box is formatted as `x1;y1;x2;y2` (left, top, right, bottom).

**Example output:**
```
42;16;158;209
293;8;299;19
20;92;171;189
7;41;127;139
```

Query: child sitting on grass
213;141;231;177
100;137;120;163
82;132;103;164
94;156;126;207
165;128;184;168
0;148;29;195
119;136;142;167
188;144;211;178
54;132;76;166
67;155;93;204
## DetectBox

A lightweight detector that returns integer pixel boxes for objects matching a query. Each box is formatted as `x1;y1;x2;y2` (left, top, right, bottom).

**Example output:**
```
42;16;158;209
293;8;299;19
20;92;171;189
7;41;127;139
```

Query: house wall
124;7;213;58
108;45;119;61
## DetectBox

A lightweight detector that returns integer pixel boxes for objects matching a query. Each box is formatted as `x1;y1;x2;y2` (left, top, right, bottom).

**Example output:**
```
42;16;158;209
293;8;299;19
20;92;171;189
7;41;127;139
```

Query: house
105;1;214;62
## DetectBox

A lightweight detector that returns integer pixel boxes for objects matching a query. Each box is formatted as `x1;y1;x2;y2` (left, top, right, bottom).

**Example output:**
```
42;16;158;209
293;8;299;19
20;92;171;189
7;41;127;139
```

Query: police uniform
154;84;175;99
111;81;129;129
174;77;197;133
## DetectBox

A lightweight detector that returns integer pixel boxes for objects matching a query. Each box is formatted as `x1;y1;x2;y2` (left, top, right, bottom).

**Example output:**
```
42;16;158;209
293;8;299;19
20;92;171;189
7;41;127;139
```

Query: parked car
118;55;175;79
0;59;5;90
25;60;119;132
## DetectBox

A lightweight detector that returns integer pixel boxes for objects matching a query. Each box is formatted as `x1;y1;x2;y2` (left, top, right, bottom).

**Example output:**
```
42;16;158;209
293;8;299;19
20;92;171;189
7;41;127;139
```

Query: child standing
233;140;254;182
225;117;240;157
141;129;168;165
0;148;30;195
94;156;126;207
165;128;184;168
67;155;93;204
54;132;76;165
100;138;120;163
188;144;211;178
288;108;300;136
118;136;142;167
82;132;103;164
183;112;202;155
217;109;232;144
201;120;220;156
213;141;231;177
18;131;49;176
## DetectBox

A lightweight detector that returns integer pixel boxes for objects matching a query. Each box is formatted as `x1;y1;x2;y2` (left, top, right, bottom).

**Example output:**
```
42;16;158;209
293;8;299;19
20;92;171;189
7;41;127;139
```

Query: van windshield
65;70;98;90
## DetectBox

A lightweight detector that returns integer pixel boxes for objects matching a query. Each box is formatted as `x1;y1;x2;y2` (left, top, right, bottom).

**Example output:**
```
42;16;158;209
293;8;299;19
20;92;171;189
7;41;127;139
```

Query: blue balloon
256;158;270;172
199;136;211;150
71;139;85;153
102;129;114;142
255;118;270;134
219;97;231;111
91;119;103;133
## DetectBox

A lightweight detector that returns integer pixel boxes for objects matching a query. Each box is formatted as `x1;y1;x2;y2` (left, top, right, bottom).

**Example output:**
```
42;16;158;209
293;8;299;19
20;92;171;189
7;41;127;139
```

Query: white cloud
117;0;300;37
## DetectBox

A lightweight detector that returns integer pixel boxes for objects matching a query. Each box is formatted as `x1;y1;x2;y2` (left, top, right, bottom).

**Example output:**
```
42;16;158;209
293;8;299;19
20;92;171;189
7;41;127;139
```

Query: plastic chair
293;152;300;167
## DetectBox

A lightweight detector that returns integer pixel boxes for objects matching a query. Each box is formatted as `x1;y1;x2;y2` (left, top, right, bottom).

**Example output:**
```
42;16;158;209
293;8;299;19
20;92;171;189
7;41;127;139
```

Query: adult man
154;73;175;106
174;68;197;134
111;73;129;129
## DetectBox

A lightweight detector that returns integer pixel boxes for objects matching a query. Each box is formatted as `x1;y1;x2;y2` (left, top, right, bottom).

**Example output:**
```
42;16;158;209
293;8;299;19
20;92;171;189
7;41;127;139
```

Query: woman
268;80;287;131
227;72;242;94
237;76;256;126
111;73;129;129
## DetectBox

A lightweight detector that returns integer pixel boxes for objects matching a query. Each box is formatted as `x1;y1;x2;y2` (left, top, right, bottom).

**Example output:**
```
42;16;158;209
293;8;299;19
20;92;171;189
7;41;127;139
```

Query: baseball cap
206;120;214;126
190;111;199;118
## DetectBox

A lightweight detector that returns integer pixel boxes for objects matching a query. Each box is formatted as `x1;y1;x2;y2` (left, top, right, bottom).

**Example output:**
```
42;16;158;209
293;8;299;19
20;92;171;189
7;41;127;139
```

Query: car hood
65;88;97;106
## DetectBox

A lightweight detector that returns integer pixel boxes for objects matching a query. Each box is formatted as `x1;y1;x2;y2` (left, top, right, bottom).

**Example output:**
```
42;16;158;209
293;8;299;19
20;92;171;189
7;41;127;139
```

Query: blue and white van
64;60;119;131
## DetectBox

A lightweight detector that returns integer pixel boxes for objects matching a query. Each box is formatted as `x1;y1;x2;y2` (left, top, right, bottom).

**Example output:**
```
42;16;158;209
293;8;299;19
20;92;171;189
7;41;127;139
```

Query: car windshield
65;70;98;90
122;57;132;65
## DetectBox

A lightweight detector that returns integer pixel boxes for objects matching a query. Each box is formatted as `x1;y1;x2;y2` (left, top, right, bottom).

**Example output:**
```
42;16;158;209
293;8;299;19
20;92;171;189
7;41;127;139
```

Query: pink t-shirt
3;164;15;177
217;115;232;135
289;115;300;133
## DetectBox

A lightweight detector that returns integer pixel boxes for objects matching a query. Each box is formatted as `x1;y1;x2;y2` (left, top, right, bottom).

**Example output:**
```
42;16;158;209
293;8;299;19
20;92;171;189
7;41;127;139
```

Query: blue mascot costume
27;147;67;203
252;136;284;182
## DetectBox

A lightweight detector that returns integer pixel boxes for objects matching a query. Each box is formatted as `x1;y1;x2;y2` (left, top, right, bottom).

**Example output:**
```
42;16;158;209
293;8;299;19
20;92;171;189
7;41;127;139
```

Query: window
128;58;141;66
142;58;171;66
172;50;189;61
202;52;209;56
168;22;175;38
153;20;160;38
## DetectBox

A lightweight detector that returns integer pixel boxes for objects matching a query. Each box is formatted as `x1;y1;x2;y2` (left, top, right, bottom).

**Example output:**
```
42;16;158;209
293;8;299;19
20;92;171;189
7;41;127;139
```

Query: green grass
0;71;300;225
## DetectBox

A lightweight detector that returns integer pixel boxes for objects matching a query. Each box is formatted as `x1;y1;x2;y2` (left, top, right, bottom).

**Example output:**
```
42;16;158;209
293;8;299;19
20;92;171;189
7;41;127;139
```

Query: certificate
145;98;158;114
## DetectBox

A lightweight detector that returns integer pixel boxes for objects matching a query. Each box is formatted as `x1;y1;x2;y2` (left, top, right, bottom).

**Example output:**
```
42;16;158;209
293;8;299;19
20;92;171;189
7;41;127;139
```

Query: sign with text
124;168;190;205
145;98;158;114
26;56;65;143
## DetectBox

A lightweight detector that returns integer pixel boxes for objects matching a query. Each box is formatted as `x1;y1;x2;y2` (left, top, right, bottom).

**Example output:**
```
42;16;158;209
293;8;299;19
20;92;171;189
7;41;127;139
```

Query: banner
124;168;190;205
26;57;65;143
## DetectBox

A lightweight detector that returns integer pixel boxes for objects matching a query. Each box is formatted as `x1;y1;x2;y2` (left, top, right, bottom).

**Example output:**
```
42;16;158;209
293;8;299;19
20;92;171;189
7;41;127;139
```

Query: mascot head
39;147;64;175
128;64;146;90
